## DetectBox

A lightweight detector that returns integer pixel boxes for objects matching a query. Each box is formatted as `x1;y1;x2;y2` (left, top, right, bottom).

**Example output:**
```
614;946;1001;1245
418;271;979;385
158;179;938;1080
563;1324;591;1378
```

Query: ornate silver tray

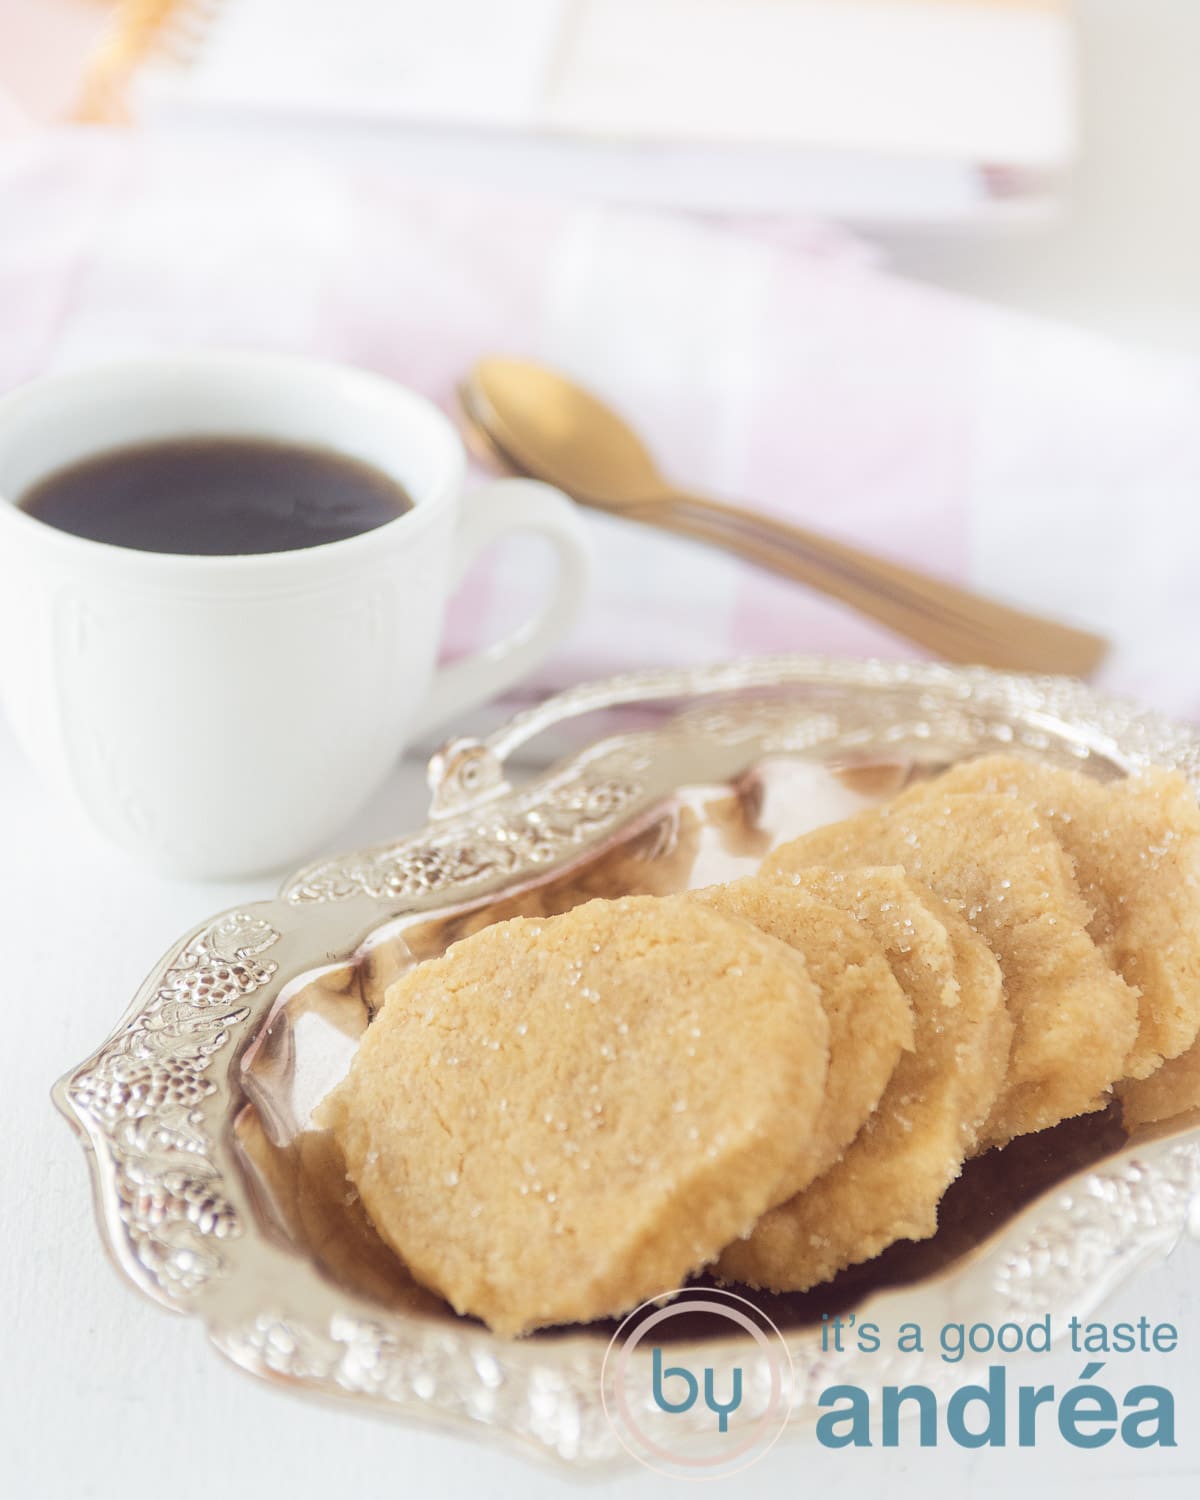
54;658;1200;1468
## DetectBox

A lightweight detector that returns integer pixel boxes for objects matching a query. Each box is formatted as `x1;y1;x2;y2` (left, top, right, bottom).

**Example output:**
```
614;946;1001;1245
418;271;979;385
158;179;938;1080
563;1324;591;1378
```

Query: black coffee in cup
18;436;413;556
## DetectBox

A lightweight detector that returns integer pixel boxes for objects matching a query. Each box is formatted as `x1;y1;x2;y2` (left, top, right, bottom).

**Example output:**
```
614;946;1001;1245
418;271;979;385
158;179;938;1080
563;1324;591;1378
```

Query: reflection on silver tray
53;658;1200;1467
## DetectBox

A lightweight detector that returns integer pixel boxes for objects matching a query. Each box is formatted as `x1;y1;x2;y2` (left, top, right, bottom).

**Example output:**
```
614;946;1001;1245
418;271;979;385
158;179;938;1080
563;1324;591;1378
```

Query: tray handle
424;655;979;818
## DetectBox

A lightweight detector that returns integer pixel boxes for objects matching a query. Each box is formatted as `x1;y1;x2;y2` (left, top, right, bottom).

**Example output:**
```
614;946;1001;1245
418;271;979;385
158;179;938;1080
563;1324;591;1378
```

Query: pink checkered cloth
3;130;1199;722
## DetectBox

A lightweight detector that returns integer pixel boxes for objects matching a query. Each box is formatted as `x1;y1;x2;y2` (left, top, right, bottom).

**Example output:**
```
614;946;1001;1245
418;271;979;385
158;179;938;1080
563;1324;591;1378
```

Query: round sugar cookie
715;866;1009;1292
318;894;829;1336
691;878;913;1194
766;791;1138;1147
916;755;1200;1080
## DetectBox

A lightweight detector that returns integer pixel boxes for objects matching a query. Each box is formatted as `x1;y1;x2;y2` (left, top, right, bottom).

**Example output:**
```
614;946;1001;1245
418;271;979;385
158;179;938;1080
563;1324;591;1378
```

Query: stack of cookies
317;755;1200;1336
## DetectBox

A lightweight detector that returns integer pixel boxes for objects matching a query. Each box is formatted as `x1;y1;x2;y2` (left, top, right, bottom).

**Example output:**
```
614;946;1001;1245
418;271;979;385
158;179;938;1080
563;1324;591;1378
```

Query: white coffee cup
0;353;590;878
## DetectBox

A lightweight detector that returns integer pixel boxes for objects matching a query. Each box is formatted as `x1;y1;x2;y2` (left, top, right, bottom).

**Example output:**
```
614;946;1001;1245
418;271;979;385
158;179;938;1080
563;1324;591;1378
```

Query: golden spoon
459;357;1109;677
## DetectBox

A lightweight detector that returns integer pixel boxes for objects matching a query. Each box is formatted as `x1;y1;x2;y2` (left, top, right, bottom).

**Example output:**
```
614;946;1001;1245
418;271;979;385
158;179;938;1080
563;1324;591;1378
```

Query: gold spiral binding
73;0;221;123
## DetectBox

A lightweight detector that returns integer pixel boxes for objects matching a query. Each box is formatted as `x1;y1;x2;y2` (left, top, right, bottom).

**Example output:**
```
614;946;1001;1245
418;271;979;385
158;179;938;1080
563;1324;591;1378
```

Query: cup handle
410;478;591;739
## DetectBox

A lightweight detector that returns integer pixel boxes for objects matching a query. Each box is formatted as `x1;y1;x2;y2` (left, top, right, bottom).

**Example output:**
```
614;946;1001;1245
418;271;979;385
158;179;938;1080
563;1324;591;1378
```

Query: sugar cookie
915;755;1200;1079
319;894;829;1335
766;792;1138;1146
692;877;913;1194
715;866;1008;1291
1121;1038;1200;1130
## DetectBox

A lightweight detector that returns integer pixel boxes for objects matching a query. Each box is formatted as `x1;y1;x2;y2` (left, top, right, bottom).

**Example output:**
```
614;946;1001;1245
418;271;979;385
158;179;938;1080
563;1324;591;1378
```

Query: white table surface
6;1;1200;1495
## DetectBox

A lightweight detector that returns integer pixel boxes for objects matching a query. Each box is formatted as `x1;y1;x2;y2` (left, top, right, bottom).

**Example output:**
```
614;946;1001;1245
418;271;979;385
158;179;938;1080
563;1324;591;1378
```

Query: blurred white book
107;0;1077;223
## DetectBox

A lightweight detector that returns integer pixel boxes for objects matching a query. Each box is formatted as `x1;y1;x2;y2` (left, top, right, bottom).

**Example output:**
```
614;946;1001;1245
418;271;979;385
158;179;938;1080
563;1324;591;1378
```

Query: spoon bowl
467;358;666;506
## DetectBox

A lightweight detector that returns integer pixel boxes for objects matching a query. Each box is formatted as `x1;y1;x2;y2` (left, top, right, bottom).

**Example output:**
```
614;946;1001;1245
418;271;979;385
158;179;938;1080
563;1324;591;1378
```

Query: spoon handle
638;488;1108;677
